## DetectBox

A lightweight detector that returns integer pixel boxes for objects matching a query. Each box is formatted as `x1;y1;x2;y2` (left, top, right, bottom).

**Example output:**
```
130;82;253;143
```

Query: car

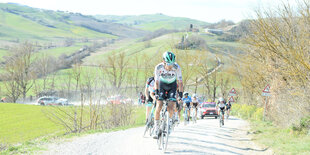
199;102;218;119
107;95;133;104
37;96;69;106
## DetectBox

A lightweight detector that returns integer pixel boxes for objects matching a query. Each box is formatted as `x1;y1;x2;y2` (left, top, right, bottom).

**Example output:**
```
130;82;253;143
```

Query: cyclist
191;94;199;120
144;76;156;121
182;92;192;122
153;51;183;139
217;97;226;122
226;100;232;118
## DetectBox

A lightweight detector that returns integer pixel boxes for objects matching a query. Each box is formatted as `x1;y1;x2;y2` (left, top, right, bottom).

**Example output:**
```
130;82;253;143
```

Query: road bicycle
143;102;156;137
156;98;171;152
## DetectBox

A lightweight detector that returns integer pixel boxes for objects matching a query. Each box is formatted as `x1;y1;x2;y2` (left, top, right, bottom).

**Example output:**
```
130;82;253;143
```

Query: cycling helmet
162;51;176;64
219;97;224;102
193;94;197;98
184;92;189;96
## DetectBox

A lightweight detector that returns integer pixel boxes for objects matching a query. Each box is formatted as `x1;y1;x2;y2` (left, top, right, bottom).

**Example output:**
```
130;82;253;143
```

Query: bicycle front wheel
162;112;169;152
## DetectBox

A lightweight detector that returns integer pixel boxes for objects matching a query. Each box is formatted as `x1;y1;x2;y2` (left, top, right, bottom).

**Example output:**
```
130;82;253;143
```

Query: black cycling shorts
220;107;225;114
193;102;198;108
185;102;191;109
158;80;177;101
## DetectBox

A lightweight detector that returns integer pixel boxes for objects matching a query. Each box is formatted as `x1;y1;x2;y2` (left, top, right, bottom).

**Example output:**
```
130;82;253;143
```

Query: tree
101;52;129;92
2;42;36;102
35;54;56;91
235;0;310;125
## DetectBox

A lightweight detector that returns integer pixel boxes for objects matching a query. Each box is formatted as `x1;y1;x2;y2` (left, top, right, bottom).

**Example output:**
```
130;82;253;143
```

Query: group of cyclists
143;51;233;143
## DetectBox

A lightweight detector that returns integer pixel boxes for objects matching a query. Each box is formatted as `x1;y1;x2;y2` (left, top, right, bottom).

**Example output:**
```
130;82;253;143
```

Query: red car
107;95;133;104
199;102;218;119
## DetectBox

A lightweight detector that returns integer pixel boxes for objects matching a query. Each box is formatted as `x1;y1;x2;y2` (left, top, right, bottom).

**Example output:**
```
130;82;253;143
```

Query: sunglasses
165;62;174;66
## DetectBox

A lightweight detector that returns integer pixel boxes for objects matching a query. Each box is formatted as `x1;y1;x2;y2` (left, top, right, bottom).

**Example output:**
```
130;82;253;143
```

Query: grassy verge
231;104;310;154
0;103;145;154
0;103;65;145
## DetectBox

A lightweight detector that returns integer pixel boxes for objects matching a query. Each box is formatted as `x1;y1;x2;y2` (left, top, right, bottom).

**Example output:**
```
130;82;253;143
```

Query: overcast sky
0;0;290;23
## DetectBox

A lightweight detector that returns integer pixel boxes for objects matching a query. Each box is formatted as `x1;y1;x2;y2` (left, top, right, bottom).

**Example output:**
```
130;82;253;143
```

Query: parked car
107;95;133;104
199;102;218;119
37;96;69;106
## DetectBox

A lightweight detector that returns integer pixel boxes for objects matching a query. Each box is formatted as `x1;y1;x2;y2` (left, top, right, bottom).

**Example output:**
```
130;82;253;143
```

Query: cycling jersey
192;98;199;108
146;77;155;93
182;96;192;103
154;62;182;84
183;96;192;108
192;98;199;103
218;103;226;108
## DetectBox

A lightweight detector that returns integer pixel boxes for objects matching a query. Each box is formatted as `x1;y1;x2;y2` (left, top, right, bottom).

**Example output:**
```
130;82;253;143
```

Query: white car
37;96;68;106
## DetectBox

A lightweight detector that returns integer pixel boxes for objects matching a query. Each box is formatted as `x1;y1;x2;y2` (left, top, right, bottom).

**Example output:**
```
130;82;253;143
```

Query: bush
291;116;310;135
231;104;263;121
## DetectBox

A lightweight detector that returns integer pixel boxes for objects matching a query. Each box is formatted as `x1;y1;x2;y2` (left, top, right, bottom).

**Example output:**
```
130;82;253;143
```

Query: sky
0;0;290;23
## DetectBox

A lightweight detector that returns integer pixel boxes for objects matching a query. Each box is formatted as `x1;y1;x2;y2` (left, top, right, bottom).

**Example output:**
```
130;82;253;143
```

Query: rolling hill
95;14;209;31
0;3;147;42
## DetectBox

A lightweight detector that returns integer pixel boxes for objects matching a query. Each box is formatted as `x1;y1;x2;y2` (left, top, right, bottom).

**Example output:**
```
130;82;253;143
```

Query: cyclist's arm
154;65;160;91
144;84;149;100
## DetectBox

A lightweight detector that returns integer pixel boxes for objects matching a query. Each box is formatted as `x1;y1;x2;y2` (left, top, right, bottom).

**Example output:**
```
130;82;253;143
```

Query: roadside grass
0;104;146;154
0;49;8;61
0;103;65;145
231;104;310;154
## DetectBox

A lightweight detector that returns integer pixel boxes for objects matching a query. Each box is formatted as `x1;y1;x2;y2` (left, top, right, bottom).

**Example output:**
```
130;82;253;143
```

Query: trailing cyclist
217;97;226;125
153;51;183;139
191;94;199;121
144;76;156;121
226;100;232;118
182;92;192;123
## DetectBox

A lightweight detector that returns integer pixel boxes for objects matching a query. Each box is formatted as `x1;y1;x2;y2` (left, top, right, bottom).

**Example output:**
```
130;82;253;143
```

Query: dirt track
40;116;272;155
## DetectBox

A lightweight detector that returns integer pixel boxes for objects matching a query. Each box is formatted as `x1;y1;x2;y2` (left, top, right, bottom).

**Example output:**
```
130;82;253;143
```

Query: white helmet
219;97;224;102
184;92;189;96
193;94;197;98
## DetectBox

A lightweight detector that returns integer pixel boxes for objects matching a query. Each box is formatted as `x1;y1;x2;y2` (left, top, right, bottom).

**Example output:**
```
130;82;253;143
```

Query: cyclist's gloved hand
178;92;183;100
155;89;159;99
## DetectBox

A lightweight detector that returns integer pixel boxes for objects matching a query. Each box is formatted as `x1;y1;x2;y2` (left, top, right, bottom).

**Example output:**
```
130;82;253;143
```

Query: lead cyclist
153;51;183;139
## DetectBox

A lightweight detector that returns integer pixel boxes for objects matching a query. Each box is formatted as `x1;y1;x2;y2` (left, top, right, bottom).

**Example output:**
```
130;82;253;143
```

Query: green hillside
95;14;209;31
0;3;146;42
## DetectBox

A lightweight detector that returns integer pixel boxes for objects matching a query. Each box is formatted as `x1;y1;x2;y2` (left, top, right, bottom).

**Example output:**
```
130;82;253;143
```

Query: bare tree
219;74;230;98
1;42;37;102
102;52;129;91
235;0;310;126
35;54;57;92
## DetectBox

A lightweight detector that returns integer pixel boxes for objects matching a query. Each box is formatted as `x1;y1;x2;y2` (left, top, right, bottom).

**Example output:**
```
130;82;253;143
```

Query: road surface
40;117;272;155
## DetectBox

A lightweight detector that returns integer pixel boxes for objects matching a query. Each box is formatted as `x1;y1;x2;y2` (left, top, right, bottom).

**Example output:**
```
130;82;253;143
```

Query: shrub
231;104;263;121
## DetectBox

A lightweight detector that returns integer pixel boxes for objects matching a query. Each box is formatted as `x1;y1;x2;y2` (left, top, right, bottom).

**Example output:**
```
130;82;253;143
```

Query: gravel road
40;117;272;155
